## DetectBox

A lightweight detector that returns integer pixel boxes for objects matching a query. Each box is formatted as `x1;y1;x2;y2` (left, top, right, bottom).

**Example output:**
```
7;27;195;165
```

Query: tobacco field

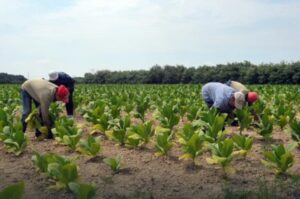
1;84;300;199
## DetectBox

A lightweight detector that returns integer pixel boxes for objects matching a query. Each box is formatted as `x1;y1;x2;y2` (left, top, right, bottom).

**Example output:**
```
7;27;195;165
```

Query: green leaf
68;182;96;199
0;182;24;199
77;136;101;157
103;157;121;173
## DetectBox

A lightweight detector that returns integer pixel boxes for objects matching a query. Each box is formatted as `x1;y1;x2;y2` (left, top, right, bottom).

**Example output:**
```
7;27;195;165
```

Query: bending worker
21;79;69;138
49;71;75;116
202;82;246;113
225;80;258;105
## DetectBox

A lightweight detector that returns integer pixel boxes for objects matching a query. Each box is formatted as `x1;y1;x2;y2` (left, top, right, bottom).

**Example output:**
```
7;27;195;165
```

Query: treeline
81;61;300;84
0;73;26;84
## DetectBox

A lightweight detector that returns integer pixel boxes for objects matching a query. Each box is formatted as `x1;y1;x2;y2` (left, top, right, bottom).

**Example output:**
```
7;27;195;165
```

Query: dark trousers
66;88;74;115
21;90;40;132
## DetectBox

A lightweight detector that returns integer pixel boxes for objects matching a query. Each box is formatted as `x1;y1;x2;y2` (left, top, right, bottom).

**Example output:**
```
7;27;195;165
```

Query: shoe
47;131;54;139
231;120;239;126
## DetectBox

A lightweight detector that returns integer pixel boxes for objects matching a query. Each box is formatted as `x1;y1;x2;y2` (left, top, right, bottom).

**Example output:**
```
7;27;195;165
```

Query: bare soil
1;114;300;199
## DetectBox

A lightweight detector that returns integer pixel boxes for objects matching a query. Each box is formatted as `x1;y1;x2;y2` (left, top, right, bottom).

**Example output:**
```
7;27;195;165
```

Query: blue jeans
66;88;74;115
21;90;39;132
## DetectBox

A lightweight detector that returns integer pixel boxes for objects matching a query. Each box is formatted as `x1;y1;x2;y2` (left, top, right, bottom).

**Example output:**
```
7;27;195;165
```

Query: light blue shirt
201;82;235;113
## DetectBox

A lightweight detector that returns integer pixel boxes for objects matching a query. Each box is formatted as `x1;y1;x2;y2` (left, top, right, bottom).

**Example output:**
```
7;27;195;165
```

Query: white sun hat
49;71;59;81
234;91;245;109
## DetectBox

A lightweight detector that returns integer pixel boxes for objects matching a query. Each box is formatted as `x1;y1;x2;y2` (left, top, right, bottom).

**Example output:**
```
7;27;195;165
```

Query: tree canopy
0;73;26;84
82;61;300;84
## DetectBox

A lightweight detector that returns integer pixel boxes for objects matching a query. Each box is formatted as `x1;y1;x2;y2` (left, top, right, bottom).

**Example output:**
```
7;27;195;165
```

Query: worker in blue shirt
202;82;245;113
48;71;75;116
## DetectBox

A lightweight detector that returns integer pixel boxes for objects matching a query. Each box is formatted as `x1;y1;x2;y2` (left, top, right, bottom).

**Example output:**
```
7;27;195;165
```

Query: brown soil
1;114;300;199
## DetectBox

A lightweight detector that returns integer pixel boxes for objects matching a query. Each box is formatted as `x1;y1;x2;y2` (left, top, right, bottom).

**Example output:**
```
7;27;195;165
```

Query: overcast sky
0;0;299;79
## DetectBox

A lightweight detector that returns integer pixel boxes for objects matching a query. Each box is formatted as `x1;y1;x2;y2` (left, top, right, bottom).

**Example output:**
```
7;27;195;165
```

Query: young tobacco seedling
200;107;219;126
232;134;253;158
3;125;27;156
0;125;12;141
186;105;200;122
0;108;11;138
68;182;97;199
52;116;82;150
49;102;63;121
31;151;51;173
154;127;173;156
31;152;71;174
83;100;106;124
126;121;154;147
62;133;81;151
289;119;300;147
155;102;180;130
52;116;81;141
103;156;121;174
0;181;24;199
235;106;252;134
178;124;205;164
105;116;131;145
177;123;195;144
261;143;296;175
91;114;110;134
77;136;101;157
257;114;273;140
133;96;150;122
206;139;236;176
48;162;79;188
32;152;79;188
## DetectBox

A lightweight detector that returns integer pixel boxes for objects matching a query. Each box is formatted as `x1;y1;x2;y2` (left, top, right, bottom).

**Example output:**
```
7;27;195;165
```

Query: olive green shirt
21;79;57;127
229;81;248;95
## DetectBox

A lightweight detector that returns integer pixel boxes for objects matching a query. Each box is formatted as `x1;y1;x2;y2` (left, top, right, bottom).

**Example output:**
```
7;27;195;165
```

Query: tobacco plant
77;136;101;157
186;105;200;122
52;116;82;150
232;134;253;158
0;108;11;135
178;124;205;164
155;102;180;130
289;119;300;147
126;121;154;147
257;114;273;140
103;156;121;174
32;152;79;188
0;181;24;199
206;139;236;176
154;127;173;156
235;106;252;134
133;95;150;122
105;115;131;145
261;143;295;175
68;182;97;199
3;124;27;156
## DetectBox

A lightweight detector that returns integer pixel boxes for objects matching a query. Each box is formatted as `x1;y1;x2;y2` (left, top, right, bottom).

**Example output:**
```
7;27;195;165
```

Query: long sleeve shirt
201;82;235;113
21;79;57;127
50;72;75;90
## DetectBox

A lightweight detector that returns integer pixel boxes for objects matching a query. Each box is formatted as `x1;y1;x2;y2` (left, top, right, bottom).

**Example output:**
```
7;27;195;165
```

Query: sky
0;0;299;79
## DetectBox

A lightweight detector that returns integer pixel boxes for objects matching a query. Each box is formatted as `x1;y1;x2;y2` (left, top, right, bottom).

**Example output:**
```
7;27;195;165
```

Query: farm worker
202;82;246;113
48;71;75;116
21;79;69;138
225;80;258;105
